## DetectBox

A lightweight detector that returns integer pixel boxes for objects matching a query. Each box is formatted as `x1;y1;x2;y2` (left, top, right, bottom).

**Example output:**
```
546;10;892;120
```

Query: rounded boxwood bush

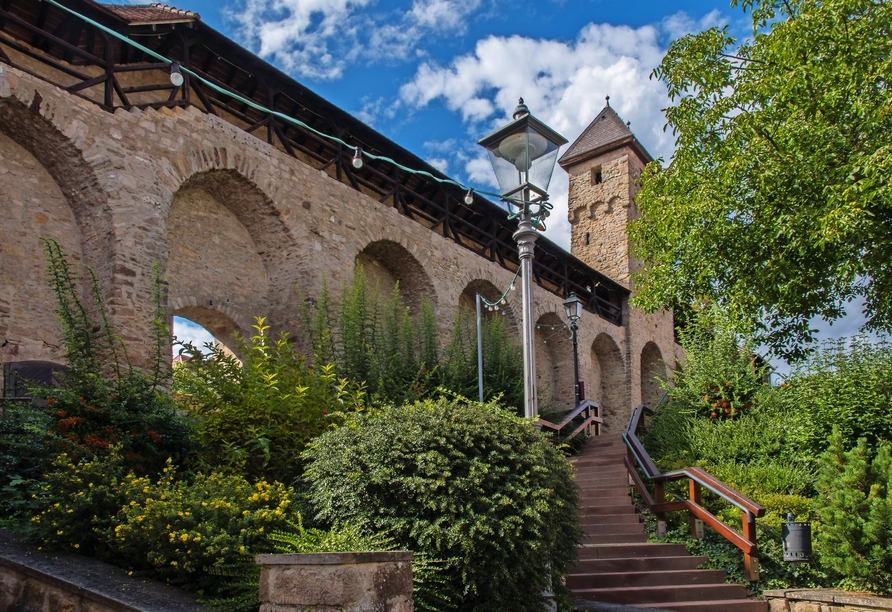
303;397;581;612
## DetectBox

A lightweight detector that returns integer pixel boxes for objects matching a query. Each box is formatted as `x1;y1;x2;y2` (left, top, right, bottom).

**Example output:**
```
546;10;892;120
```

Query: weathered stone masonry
0;9;680;427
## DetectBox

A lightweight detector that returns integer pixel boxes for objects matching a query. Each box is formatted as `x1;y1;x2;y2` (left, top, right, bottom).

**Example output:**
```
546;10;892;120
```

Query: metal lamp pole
515;198;539;419
477;98;567;421
564;292;583;409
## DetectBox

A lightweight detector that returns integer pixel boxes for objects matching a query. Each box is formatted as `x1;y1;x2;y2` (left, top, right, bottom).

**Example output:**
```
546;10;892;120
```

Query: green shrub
30;448;130;556
663;308;770;421
106;465;299;594
780;336;892;454
813;431;892;595
0;402;58;519
303;397;581;612
173;318;365;485
18;240;194;478
301;267;525;412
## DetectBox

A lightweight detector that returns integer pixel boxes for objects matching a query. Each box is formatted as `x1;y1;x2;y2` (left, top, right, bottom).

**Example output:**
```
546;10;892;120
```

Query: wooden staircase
570;433;768;612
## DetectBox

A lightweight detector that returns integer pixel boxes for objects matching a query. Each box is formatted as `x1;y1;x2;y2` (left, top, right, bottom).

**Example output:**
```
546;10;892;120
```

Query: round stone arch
354;239;438;316
170;300;247;357
165;168;303;338
458;279;519;334
591;332;629;431
535;310;575;413
0;93;113;367
640;341;666;409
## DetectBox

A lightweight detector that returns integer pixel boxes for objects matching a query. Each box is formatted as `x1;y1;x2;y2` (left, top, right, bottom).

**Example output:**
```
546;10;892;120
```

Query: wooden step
579;503;637;515
637;600;768;612
582;522;645;536
582;533;650;544
567;569;726;590
574;583;749;605
577;543;690;559
579;513;641;526
571;555;708;573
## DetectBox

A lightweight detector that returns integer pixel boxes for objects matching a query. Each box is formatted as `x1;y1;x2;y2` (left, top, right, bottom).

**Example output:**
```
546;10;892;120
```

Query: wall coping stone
764;589;892;610
0;528;209;612
256;551;413;566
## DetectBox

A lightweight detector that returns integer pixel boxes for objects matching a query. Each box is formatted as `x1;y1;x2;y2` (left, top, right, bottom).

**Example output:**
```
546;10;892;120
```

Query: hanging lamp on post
563;292;583;409
478;98;567;419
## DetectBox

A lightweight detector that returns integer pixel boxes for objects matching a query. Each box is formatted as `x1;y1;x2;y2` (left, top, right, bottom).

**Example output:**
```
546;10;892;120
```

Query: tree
629;0;892;360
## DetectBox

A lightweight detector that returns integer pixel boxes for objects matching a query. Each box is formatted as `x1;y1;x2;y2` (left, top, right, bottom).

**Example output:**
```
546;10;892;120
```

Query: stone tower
558;102;653;289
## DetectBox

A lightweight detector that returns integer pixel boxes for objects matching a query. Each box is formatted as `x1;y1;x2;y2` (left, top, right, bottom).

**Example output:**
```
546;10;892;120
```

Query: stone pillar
256;551;414;612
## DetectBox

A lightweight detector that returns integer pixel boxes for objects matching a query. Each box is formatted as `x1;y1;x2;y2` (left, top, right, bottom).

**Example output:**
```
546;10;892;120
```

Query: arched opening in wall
535;312;575;414
354;240;437;316
2;360;69;403
640;342;666;409
458;280;518;334
591;333;628;432
166;170;301;336
0;108;89;367
172;309;243;360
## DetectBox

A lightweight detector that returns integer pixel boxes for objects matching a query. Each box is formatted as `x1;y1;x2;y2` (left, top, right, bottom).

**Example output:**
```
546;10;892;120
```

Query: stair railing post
689;480;704;539
743;511;759;581
654;481;667;538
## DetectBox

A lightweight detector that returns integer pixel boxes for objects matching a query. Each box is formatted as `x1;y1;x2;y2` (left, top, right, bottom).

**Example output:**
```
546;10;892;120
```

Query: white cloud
398;21;682;247
427;157;450;172
172;317;215;355
661;9;725;41
228;0;486;79
229;0;374;79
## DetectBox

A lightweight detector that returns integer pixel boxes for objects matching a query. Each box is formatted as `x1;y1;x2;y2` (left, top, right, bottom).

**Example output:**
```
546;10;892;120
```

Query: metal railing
622;404;766;581
539;400;603;442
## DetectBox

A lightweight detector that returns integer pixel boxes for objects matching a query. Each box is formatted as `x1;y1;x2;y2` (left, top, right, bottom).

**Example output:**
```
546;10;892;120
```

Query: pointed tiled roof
558;105;653;168
102;3;199;25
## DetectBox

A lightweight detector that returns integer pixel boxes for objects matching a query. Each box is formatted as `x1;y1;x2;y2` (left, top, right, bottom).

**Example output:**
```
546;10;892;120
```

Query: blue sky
159;0;884;364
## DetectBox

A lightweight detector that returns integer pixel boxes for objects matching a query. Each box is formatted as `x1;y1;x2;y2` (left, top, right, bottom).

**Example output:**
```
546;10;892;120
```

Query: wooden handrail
539;400;603;442
622;404;765;581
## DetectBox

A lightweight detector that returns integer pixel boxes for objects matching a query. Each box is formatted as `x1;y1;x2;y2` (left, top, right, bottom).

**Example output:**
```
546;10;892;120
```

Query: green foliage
438;309;524;411
661;309;770;421
301;266;525;412
303;397;581;612
629;0;892;359
30;447;304;605
813;431;892;595
778;337;892;454
31;239;193;474
0;402;57;519
106;466;298;595
30;448;131;556
173;318;365;485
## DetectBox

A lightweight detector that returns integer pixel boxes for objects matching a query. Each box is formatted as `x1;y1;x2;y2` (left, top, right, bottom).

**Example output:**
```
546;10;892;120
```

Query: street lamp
478;98;568;419
564;292;583;409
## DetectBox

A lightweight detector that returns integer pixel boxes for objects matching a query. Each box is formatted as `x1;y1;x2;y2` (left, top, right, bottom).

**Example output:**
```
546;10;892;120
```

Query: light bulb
169;61;184;87
464;189;474;205
352;148;363;169
510;283;516;291
494;305;499;311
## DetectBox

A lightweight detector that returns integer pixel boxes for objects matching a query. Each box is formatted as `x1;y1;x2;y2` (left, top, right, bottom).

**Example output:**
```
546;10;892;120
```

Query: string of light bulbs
39;0;554;224
479;265;521;313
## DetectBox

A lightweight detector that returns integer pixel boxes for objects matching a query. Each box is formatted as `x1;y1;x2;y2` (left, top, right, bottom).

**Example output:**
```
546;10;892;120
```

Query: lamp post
478;99;567;419
564;292;583;409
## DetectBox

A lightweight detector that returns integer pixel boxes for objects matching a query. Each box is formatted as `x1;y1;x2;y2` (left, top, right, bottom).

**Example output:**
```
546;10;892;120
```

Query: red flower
148;431;161;443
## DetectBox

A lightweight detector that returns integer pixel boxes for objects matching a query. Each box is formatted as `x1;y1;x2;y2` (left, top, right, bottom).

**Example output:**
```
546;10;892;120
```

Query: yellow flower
57;530;64;535
73;544;79;549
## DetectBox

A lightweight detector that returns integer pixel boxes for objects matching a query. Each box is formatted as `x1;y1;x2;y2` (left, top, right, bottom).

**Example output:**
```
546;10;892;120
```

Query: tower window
591;166;603;185
585;232;591;245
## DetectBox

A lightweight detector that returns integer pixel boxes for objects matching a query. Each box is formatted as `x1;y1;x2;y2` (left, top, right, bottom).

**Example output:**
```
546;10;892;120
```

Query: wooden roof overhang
0;0;628;325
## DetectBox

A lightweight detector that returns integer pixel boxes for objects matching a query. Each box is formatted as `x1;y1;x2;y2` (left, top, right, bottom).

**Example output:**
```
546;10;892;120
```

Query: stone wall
0;529;208;612
765;589;892;612
0;60;676;424
256;552;414;612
